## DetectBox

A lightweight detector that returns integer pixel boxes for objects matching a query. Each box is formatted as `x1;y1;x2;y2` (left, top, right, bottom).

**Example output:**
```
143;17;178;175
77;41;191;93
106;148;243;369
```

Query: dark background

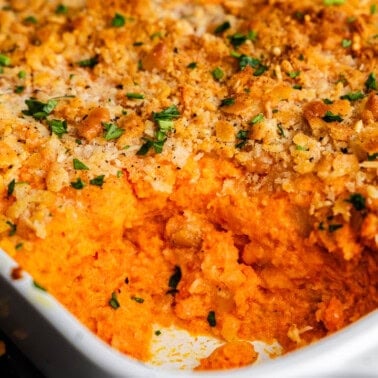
0;331;44;378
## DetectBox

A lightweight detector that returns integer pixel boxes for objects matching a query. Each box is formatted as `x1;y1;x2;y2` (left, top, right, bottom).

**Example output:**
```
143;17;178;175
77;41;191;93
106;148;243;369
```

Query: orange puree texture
0;0;377;371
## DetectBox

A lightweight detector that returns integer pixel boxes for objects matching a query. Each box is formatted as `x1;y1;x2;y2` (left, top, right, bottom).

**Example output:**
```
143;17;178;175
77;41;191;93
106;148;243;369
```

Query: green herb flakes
155;330;161;336
23;98;58;120
131;296;144;304
33;280;47;291
109;292;120;309
167;265;182;295
187;62;197;69
207;311;216;327
365;72;377;91
103;122;124;140
112;13;126;28
322;111;343;123
73;158;89;170
77;56;99;68
287;71;300;78
347;193;366;211
70;178;85;190
220;97;235;107
6;221;16;236
341;39;352;48
7;179;15;197
47;119;67;137
14;86;25;94
235;130;248;149
126;92;145;100
90;175;105;187
340;91;364;101
0;54;11;67
212;67;224;81
323;0;345;5
214;21;231;34
55;4;68;14
328;224;343;232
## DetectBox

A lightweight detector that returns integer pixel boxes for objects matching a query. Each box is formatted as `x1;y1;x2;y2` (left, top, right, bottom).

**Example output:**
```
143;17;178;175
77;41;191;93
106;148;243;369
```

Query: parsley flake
0;54;11;67
207;311;216;327
365;72;377;91
77;56;99;68
33;280;47;291
111;13;125;28
126;92;145;100
73;158;89;170
103;122;124;140
89;175;105;187
167;265;182;295
235;130;249;149
322;111;343;122
47;119;67;137
220;97;235;107
250;113;264;124
214;21;231;34
23;98;58;120
55;4;68;14
7;179;15;197
328;224;343;232
323;0;345;5
131;296;144;304
187;62;197;69
6;221;16;236
340;91;364;101
70;178;85;190
212;67;224;81
109;292;120;309
347;193;366;211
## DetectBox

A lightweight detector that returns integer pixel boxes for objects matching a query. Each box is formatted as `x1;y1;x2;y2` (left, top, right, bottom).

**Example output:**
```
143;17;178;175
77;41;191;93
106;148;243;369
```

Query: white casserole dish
0;248;377;377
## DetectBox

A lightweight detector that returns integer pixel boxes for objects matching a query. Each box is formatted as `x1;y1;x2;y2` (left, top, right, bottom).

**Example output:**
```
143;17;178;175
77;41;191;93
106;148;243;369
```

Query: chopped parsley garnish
6;221;16;236
47;119;67;137
0;54;11;67
250;113;264;124
23;98;58;120
212;67;224;81
15;243;23;250
77;56;99;68
55;4;68;14
18;70;26;79
70;178;85;190
214;21;231;34
220;97;235;107
90;175;105;187
234;54;268;76
167;265;182;295
296;144;308;151
111;13;126;28
323;0;345;5
287;71;300;78
235;130;249;149
328;224;343;233
323;98;334;104
228;33;248;48
277;124;285;137
103;122;124;140
14;85;25;94
247;30;258;41
341;39;352;48
131;296;144;304
150;31;163;40
133;41;143;46
207;311;216;327
73;158;89;170
322;111;343;123
155;330;161;336
33;280;47;291
347;193;366;211
24;16;37;24
293;84;302;90
126;92;145;99
7;179;15;197
137;105;180;155
153;105;180;122
109;292;120;309
187;62;197;69
371;4;377;14
367;152;378;161
340;91;365;101
365;72;377;91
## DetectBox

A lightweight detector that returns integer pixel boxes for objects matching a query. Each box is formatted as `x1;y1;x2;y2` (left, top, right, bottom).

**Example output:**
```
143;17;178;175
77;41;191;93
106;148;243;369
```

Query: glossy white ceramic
0;248;377;377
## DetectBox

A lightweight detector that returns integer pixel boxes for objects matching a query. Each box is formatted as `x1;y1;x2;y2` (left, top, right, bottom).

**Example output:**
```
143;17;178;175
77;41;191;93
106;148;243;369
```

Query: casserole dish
0;0;377;375
1;249;378;377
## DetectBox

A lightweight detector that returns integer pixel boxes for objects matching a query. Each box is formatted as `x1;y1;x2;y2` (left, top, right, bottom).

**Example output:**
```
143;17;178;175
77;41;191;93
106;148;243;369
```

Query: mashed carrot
0;0;377;370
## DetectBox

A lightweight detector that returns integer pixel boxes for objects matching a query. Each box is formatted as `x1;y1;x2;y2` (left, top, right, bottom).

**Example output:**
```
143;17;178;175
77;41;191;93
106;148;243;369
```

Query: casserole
0;0;377;374
0;248;378;377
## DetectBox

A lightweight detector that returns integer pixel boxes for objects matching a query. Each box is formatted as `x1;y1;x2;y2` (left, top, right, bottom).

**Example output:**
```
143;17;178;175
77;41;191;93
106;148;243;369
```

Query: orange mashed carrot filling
0;0;377;371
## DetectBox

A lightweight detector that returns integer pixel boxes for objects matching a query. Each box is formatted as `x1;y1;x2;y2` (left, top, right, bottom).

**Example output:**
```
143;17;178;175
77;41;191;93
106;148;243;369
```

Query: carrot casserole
0;0;377;370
